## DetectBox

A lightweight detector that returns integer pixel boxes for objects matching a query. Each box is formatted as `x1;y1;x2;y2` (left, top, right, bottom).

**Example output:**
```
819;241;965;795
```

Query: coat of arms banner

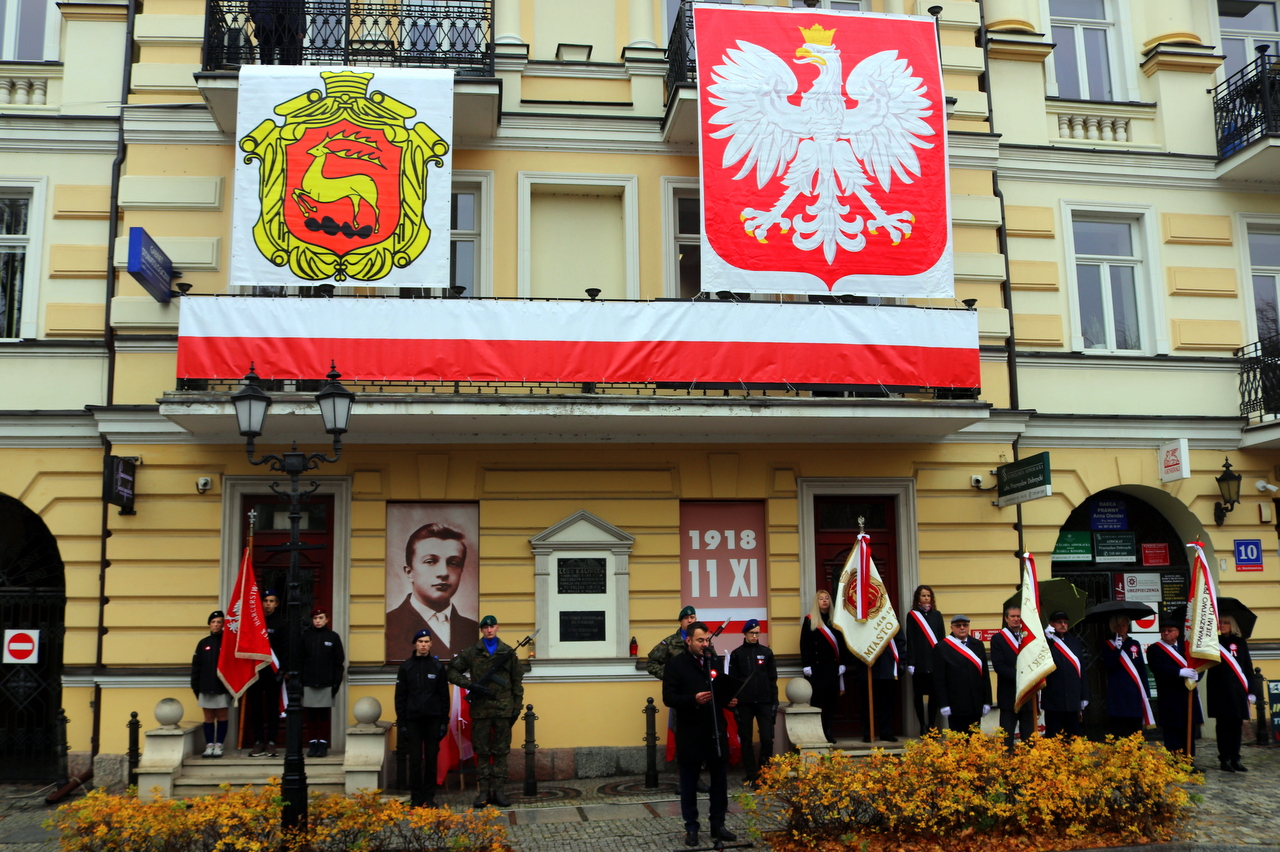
231;66;453;289
695;5;952;298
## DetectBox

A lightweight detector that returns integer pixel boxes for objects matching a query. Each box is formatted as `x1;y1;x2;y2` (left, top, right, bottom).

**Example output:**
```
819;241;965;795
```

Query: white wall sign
1159;439;1190;482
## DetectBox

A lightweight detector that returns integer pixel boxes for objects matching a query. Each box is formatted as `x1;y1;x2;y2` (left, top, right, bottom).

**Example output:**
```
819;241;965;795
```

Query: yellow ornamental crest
239;70;448;282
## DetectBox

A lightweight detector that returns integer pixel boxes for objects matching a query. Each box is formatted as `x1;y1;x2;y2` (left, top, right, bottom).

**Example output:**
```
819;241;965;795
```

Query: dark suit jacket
385;596;479;663
932;635;991;715
904;607;945;673
1098;636;1150;719
799;615;858;703
1042;632;1090;712
1147;640;1203;727
1206;634;1256;720
662;649;737;767
990;628;1022;709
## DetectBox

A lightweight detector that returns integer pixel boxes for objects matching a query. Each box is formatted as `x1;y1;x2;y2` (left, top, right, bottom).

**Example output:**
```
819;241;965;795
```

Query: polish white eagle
707;23;935;263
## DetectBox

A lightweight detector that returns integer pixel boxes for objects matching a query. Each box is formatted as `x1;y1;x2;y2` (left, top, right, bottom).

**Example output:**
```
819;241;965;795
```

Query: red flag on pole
437;685;474;786
217;547;273;698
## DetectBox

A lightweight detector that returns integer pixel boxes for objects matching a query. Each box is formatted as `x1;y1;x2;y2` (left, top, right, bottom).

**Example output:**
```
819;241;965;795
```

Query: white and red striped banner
176;297;980;388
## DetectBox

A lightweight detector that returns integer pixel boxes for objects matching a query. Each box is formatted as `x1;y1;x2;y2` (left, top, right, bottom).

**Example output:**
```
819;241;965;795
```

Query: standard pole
1186;690;1194;757
866;667;876;743
281;471;308;830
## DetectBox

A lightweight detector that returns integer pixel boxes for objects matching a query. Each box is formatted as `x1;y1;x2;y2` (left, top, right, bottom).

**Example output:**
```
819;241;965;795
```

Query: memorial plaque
559;610;607;642
557;558;608;595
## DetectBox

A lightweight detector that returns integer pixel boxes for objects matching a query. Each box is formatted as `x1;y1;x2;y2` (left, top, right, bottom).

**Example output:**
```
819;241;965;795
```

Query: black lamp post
231;362;355;830
1214;456;1242;527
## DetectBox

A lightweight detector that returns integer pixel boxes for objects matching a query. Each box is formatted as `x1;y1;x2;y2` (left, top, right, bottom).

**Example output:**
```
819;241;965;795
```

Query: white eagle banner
695;5;952;298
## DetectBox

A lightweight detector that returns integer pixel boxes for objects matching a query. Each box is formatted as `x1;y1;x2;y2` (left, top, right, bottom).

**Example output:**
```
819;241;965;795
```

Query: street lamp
1214;456;1242;527
230;362;355;830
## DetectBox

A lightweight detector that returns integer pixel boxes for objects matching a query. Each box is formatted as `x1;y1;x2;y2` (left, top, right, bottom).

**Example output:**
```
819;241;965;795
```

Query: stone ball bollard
785;676;813;706
155;697;184;728
353;696;382;725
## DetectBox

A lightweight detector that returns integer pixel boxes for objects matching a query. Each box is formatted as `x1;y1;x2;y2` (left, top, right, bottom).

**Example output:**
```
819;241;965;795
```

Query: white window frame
1214;0;1280;80
1061;200;1166;355
452;169;493;297
1237;212;1280;344
0;176;45;341
517;171;639;299
1042;0;1139;103
0;0;60;61
661;175;699;299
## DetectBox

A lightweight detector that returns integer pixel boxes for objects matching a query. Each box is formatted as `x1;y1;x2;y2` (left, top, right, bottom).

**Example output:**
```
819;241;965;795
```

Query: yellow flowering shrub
50;782;509;852
746;733;1198;852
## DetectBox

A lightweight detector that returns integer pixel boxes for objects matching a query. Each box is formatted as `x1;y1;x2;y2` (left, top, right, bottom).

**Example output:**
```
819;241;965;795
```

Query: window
674;190;700;299
1070;218;1143;351
450;185;478;296
790;0;861;9
1248;231;1280;342
1050;0;1115;101
1219;0;1280;78
0;193;30;339
0;0;57;61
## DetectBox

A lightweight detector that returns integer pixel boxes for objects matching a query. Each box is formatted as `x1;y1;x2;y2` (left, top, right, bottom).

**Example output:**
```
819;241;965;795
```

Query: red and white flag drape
1014;552;1055;711
1184;542;1221;674
217;547;273;698
436;684;473;785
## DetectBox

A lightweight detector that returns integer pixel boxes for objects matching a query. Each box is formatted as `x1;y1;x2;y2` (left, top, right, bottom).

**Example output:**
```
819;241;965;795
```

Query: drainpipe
93;0;138;758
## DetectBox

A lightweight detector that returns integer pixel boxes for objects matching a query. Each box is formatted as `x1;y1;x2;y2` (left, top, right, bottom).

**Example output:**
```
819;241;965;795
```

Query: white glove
981;704;990;716
1111;638;1123;649
803;666;812;677
1080;700;1089;710
1044;625;1055;635
838;665;847;675
1178;668;1197;679
907;665;916;675
1249;694;1257;705
939;706;952;717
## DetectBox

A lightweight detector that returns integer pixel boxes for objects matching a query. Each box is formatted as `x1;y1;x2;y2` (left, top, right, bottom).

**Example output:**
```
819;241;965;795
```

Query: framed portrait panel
385;503;479;662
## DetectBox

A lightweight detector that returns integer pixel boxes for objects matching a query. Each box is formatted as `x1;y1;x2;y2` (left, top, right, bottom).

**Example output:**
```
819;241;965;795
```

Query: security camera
970;475;985;488
1257;480;1279;494
196;477;212;494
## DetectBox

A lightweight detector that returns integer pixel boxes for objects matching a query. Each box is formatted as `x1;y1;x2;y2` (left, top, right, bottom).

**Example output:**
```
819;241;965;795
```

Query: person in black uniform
904;585;944;735
1147;618;1202;758
856;632;903;743
191;610;230;758
1207;615;1258;772
247;589;285;757
395;628;451;808
932;614;991;733
1042;610;1090;738
663;622;739;848
800;589;854;744
301;608;345;757
727;618;778;786
991;603;1034;751
1098;615;1153;739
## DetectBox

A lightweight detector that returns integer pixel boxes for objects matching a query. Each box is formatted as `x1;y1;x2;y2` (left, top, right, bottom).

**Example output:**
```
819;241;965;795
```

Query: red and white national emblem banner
231;66;453;289
696;6;951;298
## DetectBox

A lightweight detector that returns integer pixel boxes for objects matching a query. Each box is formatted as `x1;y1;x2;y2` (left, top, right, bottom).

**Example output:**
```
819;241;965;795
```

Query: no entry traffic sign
3;629;40;664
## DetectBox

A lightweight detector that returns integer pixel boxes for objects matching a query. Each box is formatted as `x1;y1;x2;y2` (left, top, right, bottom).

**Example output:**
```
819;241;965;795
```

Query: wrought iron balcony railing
1236;334;1280;421
1213;46;1280;158
203;0;493;74
664;0;695;102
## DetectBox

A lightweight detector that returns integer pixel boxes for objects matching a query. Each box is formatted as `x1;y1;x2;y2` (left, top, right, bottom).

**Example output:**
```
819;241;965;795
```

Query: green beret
679;606;697;619
480;615;498;628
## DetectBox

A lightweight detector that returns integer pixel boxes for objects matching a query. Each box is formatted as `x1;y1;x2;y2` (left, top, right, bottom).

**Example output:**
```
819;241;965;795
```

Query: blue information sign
1088;499;1128;531
1234;539;1264;570
126;227;174;304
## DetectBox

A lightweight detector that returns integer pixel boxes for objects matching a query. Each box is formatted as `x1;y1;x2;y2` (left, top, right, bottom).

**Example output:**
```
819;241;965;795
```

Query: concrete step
172;776;346;798
180;754;344;774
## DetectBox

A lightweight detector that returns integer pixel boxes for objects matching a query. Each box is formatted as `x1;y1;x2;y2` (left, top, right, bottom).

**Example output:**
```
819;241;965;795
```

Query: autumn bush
743;732;1199;852
49;783;509;852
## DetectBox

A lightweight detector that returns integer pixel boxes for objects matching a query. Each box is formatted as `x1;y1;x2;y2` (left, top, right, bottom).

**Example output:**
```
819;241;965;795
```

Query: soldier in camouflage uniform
646;605;699;680
448;614;524;807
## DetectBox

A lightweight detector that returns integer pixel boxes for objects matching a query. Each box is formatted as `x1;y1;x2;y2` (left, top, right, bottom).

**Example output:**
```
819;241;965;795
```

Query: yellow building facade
1;0;1277;780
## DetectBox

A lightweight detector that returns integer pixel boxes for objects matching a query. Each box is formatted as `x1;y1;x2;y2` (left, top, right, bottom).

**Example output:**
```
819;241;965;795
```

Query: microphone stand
704;648;722;760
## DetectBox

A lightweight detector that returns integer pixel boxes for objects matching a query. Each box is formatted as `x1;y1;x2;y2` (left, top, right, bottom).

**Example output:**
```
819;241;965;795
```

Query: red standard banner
696;6;951;298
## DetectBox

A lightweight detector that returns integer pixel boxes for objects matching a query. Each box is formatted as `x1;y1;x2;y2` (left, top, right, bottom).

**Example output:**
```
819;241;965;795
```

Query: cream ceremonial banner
231;66;453;288
834;533;898;665
1185;542;1221;673
1015;553;1054;711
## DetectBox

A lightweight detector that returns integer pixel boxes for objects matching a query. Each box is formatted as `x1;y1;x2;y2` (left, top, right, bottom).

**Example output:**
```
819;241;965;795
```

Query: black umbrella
1002;578;1088;628
1083;600;1156;625
1217;597;1257;639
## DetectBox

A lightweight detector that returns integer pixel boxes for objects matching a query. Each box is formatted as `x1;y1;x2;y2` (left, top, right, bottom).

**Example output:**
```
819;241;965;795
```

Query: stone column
628;0;658;49
1144;0;1202;50
494;0;522;45
983;0;1038;33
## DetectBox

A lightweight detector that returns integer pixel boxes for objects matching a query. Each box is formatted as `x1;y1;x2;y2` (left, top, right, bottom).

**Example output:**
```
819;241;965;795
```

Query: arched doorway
0;493;66;781
1049;488;1197;739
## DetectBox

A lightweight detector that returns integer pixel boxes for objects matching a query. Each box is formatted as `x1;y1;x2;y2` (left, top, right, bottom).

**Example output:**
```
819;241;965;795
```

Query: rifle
464;628;540;703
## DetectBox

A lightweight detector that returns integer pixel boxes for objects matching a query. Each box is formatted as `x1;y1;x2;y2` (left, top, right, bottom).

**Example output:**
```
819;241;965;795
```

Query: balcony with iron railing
1213;45;1280;182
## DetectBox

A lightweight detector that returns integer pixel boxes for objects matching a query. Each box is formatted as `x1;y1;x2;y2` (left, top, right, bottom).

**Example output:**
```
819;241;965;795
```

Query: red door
243;494;335;628
813;495;900;739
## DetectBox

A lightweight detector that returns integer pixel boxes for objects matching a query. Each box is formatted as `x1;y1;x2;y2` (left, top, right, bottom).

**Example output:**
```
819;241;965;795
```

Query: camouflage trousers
472;716;513;790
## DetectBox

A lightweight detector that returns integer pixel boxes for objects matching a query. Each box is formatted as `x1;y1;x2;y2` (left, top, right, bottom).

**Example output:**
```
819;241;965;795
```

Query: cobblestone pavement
4;744;1279;852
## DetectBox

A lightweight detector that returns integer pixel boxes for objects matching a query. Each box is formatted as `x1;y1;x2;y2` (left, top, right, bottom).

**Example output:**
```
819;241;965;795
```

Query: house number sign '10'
679;502;770;649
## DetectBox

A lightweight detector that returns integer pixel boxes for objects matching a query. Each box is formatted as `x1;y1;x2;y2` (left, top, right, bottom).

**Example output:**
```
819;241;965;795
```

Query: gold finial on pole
857;515;865;534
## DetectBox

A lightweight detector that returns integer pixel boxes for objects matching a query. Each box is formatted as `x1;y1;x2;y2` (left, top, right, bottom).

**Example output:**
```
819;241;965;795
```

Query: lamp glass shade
315;380;354;435
231;382;272;438
1216;464;1242;505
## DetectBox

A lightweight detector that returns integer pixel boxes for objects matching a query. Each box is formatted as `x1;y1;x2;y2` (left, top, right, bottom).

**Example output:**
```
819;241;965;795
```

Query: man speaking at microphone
663;622;739;848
